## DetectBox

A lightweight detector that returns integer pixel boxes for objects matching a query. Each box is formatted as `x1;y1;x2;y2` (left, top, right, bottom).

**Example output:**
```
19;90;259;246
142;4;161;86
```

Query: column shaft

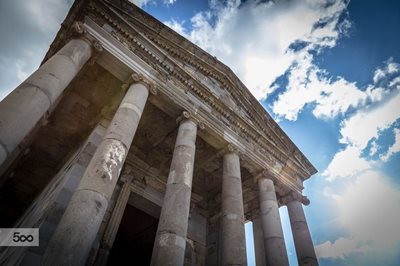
252;217;267;266
42;83;149;266
221;152;247;265
258;178;289;266
151;119;197;266
0;39;92;167
287;200;318;266
95;180;132;266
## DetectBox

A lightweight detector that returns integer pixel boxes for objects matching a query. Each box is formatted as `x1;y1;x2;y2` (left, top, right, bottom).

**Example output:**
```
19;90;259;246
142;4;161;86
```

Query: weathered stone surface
221;151;247;265
151;119;197;266
258;177;289;266
0;39;91;167
287;200;318;266
252;217;267;266
42;83;148;265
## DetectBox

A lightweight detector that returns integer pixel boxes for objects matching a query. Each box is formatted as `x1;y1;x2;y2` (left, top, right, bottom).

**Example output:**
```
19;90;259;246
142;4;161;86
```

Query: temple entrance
107;204;159;265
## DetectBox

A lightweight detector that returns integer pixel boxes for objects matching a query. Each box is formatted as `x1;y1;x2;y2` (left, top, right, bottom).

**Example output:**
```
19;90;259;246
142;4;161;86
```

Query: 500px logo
0;228;39;246
13;232;34;243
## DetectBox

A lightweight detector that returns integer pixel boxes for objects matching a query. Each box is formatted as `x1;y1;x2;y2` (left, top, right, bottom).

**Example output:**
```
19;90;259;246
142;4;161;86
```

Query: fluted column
42;81;149;266
0;38;92;168
257;175;289;266
286;196;318;266
221;146;247;265
151;114;197;266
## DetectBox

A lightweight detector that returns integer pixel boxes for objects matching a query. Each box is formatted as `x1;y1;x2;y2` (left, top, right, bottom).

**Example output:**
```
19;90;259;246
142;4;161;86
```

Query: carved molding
217;143;240;157
121;72;158;95
280;191;310;206
176;111;205;130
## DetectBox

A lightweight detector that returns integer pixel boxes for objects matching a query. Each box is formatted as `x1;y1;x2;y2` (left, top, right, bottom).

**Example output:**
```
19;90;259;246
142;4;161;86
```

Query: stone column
0;38;92;168
221;146;247;265
257;175;289;266
151;114;197;266
42;81;149;266
95;179;132;266
286;196;318;266
252;216;266;266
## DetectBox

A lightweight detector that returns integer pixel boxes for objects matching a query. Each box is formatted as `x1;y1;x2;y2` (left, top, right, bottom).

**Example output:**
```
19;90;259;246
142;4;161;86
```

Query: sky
1;0;399;265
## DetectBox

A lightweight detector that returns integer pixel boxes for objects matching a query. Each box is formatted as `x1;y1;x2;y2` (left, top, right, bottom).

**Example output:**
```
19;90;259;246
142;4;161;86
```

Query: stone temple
0;0;319;265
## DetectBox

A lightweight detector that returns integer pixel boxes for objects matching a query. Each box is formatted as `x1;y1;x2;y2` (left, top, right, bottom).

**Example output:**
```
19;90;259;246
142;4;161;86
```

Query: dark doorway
107;204;159;265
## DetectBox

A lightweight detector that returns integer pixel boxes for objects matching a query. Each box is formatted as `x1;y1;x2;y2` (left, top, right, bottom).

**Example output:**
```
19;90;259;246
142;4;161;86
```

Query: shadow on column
107;205;159;266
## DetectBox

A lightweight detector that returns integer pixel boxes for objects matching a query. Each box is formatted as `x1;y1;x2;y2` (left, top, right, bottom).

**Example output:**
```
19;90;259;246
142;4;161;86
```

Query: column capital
70;21;104;66
72;21;103;53
121;72;158;95
280;191;310;206
253;169;277;183
176;111;205;129
217;143;240;157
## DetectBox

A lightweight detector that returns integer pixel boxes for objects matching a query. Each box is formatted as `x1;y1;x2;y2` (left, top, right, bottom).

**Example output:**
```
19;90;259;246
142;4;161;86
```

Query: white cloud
322;91;400;180
0;0;73;100
373;59;400;83
272;56;383;120
24;0;72;34
15;60;30;81
165;0;349;100
322;146;371;181
164;19;187;35
369;140;379;156
340;92;400;150
129;0;153;6
381;128;400;161
163;0;176;5
272;54;397;121
389;76;400;88
316;171;400;259
316;237;369;259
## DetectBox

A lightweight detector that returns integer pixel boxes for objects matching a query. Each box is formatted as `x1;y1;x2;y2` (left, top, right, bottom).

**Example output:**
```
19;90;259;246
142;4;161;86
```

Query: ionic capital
280;191;310;206
176;111;205;129
217;143;240;157
71;21;104;65
72;21;86;35
92;40;103;53
122;72;158;95
253;169;276;183
71;21;92;46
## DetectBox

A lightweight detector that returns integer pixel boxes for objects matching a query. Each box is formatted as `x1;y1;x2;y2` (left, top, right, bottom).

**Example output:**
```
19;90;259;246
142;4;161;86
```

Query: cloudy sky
1;0;400;265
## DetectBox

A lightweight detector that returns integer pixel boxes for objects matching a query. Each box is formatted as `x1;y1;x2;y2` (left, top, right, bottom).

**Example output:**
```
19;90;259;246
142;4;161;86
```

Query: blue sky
1;0;399;265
